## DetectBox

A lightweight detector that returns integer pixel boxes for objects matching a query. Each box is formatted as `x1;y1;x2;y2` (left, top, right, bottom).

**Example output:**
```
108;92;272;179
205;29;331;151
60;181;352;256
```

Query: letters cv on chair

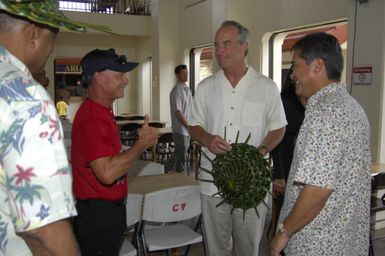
139;185;203;255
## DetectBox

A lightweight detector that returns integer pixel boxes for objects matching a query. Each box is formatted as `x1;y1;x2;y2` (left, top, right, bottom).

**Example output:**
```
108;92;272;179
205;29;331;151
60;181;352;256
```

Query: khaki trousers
201;193;267;256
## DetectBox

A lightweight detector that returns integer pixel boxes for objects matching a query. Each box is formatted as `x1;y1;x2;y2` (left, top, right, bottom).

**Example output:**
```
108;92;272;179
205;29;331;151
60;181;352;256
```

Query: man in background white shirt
165;64;194;173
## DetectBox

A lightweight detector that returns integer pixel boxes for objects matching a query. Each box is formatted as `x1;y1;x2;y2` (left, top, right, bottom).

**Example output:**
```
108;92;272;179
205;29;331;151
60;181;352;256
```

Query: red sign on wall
352;66;372;85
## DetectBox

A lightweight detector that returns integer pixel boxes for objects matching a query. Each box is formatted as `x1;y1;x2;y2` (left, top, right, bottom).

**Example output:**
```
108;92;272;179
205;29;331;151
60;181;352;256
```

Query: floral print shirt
0;47;77;255
279;83;371;256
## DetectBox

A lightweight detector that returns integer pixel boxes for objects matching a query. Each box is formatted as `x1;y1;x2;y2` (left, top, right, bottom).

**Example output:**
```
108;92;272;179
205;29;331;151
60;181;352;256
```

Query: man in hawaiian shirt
271;32;371;255
0;0;111;255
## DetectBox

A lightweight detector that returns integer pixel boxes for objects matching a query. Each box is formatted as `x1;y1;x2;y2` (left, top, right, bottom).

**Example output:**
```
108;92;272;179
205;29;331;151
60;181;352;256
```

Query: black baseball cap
80;48;139;76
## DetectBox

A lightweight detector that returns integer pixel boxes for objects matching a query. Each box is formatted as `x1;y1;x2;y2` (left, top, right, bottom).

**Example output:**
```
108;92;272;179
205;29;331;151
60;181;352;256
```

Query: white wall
136;36;152;115
182;0;215;48
347;0;385;163
63;10;151;36
47;32;141;115
151;0;180;125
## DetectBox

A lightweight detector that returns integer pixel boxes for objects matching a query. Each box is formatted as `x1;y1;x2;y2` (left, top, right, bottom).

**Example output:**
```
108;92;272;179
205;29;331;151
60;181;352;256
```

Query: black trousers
73;198;126;256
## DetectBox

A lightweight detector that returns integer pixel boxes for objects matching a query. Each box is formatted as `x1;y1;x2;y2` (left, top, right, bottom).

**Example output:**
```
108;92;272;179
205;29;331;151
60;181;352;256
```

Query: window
189;46;213;94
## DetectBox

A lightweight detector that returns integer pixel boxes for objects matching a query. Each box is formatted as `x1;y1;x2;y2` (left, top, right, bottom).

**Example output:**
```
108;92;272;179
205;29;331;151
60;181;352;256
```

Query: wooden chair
149;122;164;128
120;123;142;147
155;132;174;164
127;115;145;120
115;115;129;121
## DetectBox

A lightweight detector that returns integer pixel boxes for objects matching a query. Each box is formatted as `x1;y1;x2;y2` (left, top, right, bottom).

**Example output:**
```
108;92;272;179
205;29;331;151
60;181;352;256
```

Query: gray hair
220;20;250;45
220;20;250;56
0;12;26;33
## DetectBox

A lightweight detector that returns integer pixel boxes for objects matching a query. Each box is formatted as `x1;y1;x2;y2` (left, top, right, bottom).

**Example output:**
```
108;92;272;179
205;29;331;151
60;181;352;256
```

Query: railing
59;0;151;15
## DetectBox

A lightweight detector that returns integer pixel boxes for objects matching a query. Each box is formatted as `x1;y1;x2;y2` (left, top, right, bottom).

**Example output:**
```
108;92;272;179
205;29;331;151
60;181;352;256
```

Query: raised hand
137;115;158;148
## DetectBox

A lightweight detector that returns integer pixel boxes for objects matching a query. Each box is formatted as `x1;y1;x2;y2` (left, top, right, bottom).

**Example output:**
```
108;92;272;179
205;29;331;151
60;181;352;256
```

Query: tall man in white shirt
189;20;287;256
166;65;194;173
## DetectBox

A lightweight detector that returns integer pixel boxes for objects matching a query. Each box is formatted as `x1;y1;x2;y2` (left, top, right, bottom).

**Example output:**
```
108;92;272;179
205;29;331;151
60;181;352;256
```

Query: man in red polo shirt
71;48;158;255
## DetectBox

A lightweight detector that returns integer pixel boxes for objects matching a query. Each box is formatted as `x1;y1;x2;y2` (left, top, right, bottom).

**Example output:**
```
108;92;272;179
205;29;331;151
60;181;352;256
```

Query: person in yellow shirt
56;96;68;119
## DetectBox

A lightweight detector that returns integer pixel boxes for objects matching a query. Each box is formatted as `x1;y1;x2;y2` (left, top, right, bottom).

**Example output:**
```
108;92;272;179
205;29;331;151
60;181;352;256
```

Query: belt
76;197;127;207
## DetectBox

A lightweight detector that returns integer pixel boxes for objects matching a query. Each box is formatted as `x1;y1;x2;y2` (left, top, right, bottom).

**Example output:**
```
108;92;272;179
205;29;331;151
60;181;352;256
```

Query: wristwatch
278;223;292;237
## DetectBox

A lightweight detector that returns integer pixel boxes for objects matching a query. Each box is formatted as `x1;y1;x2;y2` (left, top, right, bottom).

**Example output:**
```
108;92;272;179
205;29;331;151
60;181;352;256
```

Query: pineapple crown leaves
199;128;271;220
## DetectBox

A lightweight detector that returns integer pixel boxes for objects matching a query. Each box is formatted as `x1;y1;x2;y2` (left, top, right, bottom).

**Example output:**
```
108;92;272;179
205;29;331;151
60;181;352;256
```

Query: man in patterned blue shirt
0;0;111;255
271;33;371;256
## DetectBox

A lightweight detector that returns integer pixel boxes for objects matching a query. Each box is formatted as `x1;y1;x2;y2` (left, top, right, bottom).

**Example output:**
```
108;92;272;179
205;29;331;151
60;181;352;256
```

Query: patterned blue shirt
0;47;77;255
279;83;371;255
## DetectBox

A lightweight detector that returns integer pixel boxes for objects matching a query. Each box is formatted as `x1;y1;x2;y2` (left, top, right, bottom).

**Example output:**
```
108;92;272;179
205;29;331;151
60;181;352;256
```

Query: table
120;113;142;117
117;120;166;127
128;173;198;195
372;163;385;174
157;127;172;135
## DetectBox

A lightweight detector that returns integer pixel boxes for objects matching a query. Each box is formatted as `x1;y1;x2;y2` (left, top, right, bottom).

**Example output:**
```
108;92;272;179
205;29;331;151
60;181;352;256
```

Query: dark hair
292;32;343;81
82;75;92;89
281;67;305;111
281;67;295;98
175;64;187;75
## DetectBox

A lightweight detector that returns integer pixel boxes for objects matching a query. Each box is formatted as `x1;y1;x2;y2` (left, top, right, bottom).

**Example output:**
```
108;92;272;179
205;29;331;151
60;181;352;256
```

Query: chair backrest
142;185;201;223
127;160;165;177
120;123;142;146
120;123;142;131
158;132;173;144
372;172;385;191
127;115;145;120
126;193;143;226
115;115;128;121
156;132;174;153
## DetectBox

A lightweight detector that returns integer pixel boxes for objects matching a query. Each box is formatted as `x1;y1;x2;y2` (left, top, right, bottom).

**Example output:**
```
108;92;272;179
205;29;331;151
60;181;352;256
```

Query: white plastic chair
124;193;143;256
139;185;202;255
126;193;144;231
127;160;165;177
119;237;137;256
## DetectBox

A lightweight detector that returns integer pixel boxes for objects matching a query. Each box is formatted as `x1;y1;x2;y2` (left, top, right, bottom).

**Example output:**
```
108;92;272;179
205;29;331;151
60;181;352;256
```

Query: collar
307;82;345;108
0;46;31;77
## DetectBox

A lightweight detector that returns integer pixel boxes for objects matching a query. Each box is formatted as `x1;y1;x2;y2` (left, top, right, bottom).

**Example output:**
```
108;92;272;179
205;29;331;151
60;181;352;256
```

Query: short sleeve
294;113;344;189
170;87;183;113
189;80;208;129
2;91;76;233
266;84;287;131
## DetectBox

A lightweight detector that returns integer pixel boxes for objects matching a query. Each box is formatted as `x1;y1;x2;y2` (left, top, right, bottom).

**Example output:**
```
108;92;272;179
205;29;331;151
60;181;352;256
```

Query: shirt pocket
242;102;263;127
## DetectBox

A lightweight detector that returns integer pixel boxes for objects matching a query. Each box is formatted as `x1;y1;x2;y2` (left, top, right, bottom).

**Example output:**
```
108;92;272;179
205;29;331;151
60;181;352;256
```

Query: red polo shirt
72;98;127;201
